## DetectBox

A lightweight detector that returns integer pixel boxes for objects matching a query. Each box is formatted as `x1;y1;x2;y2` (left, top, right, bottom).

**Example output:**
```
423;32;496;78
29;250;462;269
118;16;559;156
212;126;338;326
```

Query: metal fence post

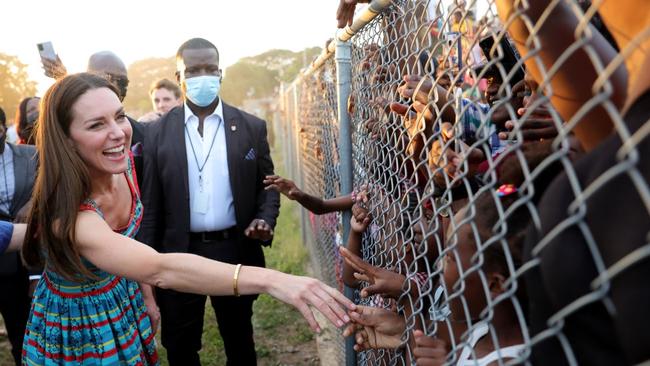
335;38;356;366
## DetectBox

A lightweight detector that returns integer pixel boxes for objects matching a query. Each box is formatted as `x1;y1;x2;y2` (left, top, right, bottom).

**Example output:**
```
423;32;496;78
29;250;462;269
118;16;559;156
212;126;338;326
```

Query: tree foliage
221;47;321;106
121;47;322;114
0;53;38;122
122;56;176;117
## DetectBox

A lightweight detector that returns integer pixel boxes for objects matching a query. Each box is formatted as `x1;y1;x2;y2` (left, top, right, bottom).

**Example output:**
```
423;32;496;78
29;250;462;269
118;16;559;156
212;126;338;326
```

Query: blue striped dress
22;155;159;365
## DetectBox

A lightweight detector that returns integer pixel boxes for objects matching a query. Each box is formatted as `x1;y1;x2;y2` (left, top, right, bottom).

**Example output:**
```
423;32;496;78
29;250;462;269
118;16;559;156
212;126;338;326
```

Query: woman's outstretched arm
75;211;355;332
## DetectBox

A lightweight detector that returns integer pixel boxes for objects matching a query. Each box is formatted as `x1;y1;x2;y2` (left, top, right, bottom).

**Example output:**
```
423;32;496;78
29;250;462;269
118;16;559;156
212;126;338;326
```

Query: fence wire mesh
277;0;649;365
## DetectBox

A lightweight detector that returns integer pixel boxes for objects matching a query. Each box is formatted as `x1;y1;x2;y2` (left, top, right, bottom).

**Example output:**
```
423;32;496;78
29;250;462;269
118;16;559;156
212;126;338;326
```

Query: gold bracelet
233;264;242;297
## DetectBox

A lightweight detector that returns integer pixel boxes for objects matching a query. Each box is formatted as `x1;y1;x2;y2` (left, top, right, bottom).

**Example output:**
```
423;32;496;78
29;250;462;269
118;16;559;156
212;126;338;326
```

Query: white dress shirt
184;101;237;232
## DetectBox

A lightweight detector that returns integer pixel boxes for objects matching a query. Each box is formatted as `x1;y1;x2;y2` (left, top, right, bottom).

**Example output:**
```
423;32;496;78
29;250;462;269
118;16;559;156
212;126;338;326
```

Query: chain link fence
276;0;649;365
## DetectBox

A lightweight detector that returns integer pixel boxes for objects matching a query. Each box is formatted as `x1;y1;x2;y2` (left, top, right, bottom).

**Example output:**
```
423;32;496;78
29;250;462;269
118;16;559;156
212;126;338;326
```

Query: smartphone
37;41;56;61
478;35;525;85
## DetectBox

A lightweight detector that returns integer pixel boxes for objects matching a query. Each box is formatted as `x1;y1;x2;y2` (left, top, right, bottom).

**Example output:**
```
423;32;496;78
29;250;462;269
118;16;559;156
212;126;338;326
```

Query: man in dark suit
0;107;37;365
138;38;280;366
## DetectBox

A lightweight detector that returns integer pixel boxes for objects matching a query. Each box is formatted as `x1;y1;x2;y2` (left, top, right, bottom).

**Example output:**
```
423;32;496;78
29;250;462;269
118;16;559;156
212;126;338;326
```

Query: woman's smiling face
67;87;132;177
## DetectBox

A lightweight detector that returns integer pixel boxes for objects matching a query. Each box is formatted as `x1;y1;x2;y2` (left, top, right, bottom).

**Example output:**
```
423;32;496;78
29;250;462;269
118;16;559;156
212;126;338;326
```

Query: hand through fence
428;123;485;189
340;246;406;300
342;305;406;351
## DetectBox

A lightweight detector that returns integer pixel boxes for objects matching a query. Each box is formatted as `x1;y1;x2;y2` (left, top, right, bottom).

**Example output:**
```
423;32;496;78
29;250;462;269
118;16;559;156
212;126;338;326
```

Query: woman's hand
343;305;406;350
264;270;356;333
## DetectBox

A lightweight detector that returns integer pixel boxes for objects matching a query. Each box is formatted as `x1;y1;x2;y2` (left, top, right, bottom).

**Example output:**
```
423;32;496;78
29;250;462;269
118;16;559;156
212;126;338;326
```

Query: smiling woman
68;88;132;180
19;72;355;366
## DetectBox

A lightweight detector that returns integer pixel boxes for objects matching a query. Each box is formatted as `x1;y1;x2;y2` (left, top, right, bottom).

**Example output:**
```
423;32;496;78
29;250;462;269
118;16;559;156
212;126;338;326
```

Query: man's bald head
87;51;129;101
87;51;127;76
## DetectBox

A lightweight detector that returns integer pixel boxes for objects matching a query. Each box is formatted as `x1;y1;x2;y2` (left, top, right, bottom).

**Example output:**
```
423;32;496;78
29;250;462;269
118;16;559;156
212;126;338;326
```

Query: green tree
121;47;322;112
0;53;38;122
221;47;321;107
221;62;279;106
122;56;176;117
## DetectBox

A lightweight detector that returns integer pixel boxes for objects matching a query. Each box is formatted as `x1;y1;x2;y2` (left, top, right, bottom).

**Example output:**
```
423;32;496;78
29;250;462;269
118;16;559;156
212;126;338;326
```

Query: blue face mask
184;75;221;107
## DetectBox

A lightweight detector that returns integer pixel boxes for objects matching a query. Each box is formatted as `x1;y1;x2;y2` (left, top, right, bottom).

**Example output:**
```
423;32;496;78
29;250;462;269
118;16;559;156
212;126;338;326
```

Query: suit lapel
222;103;239;200
171;108;190;199
10;145;27;215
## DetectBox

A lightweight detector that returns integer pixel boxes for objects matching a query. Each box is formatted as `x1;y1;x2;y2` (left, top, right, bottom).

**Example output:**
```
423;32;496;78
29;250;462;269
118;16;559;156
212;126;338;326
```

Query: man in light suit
138;38;280;366
0;106;37;365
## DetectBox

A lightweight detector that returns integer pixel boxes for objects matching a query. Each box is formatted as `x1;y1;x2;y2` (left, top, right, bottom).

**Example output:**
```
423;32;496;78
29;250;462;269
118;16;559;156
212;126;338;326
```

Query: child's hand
350;214;371;234
264;175;303;200
342;305;405;350
339;247;406;299
413;330;448;366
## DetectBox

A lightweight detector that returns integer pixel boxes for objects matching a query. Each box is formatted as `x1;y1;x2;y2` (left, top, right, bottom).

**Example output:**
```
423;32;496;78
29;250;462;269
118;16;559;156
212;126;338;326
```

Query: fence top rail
299;0;392;80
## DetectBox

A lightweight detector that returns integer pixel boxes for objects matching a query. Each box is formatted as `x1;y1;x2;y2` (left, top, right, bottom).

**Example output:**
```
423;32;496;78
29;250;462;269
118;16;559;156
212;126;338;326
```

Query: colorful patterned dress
22;155;159;365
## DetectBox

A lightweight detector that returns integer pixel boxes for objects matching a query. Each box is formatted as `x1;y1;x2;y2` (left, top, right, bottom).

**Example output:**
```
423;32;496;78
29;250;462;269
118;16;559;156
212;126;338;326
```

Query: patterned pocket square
244;148;256;160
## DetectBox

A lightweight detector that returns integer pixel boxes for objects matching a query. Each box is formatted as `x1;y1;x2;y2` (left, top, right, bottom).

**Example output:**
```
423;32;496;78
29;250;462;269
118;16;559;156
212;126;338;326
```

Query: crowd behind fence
275;0;649;365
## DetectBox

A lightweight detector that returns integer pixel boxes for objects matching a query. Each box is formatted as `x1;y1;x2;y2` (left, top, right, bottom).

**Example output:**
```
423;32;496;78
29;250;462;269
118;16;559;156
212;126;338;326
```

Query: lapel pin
231;125;237;132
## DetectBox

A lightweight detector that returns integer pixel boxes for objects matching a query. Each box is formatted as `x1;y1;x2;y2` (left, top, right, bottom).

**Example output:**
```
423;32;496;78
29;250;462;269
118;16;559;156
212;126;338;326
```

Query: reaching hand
342;305;406;350
41;55;67;80
397;74;435;106
350;190;371;233
244;218;274;241
339;247;406;299
266;270;356;332
264;175;303;200
391;102;434;159
350;213;371;234
499;107;560;141
428;122;485;188
336;0;371;28
413;330;449;366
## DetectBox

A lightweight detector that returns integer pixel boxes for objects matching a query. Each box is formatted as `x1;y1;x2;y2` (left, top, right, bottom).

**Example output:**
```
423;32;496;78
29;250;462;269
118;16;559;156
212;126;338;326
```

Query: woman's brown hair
21;73;120;281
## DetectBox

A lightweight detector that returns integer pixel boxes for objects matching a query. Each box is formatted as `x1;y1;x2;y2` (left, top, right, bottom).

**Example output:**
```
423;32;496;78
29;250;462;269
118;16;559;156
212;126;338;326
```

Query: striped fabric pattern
22;154;159;365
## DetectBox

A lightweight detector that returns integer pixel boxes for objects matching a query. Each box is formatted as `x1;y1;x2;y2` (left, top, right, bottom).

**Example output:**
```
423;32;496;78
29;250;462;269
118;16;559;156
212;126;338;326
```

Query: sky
2;0;344;95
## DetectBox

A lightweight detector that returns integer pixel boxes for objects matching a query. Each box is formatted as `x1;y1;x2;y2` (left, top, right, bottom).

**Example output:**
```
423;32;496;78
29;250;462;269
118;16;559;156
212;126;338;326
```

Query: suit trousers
0;258;31;365
157;233;258;366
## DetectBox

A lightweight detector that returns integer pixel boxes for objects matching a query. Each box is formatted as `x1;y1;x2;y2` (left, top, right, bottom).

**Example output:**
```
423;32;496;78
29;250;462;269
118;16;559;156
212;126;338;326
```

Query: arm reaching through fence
264;175;355;214
493;0;627;151
343;196;372;287
340;246;406;300
428;122;485;189
413;331;449;366
343;305;406;351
